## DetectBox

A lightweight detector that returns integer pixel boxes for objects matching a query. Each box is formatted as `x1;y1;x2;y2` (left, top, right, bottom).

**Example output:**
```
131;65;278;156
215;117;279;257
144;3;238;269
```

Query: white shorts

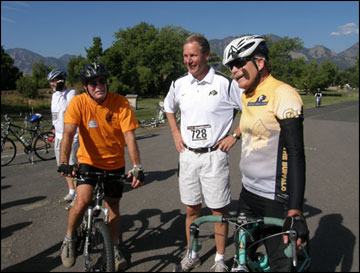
178;148;231;209
55;137;79;166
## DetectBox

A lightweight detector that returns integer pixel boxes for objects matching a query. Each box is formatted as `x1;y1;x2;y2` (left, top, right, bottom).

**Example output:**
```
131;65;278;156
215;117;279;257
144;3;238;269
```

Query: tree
32;62;51;88
16;75;38;99
85;37;103;63
67;55;87;86
267;36;304;84
1;45;22;90
101;22;190;96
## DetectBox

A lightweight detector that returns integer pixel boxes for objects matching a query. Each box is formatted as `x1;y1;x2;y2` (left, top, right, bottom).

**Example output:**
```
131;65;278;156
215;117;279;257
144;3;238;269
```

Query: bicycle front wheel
1;137;16;166
33;132;55;161
87;220;115;272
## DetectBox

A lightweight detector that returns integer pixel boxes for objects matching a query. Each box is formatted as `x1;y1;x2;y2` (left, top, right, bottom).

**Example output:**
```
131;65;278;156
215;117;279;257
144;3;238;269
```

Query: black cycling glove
57;163;74;176
129;165;145;183
282;215;309;242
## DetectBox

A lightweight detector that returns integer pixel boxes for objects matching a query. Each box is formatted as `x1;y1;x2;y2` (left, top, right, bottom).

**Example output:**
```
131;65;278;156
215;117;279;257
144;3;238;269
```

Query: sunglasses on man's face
227;58;252;70
88;78;107;87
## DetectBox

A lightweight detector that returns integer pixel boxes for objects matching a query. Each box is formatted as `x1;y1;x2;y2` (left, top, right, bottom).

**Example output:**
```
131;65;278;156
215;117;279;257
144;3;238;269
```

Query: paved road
1;100;359;272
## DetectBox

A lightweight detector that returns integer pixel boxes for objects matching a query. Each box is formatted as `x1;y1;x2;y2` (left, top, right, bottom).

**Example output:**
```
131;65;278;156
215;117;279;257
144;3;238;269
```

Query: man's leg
211;206;229;255
185;204;202;248
66;184;93;236
104;197;121;244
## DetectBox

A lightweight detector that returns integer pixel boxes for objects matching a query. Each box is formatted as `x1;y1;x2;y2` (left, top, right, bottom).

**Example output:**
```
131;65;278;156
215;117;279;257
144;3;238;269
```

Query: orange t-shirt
64;92;139;170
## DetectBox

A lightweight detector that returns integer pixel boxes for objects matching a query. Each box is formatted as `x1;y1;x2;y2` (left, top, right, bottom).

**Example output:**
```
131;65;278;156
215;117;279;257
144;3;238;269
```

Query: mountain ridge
5;34;358;75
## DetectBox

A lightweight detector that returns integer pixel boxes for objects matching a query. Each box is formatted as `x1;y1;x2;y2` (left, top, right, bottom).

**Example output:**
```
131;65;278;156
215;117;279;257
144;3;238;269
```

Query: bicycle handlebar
189;215;300;267
77;171;132;183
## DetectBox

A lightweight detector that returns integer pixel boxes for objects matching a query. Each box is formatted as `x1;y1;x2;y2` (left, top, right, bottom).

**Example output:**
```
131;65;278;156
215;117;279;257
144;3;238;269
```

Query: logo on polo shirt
247;94;268;106
209;90;218;96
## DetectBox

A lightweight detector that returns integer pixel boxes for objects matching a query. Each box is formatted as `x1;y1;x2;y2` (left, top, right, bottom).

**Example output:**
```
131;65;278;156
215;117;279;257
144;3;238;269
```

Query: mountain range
5;34;358;75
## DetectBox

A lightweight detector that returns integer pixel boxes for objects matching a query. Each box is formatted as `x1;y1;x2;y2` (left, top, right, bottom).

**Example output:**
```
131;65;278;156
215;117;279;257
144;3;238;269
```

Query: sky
1;1;359;58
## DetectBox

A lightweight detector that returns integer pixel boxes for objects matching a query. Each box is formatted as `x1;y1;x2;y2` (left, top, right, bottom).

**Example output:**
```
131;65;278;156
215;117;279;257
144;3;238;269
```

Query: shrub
16;75;38;99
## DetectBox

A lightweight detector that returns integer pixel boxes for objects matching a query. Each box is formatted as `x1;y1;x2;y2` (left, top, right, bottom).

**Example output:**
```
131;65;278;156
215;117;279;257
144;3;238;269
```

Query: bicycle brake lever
289;230;298;267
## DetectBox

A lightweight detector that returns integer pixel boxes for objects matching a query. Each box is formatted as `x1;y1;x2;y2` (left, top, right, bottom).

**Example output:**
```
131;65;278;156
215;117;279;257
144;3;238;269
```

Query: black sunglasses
88;78;107;87
227;58;253;70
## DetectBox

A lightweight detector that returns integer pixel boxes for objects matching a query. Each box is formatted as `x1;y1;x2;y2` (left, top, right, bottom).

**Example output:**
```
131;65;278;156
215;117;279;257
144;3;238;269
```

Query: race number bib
187;124;213;144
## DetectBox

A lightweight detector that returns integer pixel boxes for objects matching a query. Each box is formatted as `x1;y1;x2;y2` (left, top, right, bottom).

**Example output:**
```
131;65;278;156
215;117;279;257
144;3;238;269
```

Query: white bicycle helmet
47;68;67;81
222;35;269;68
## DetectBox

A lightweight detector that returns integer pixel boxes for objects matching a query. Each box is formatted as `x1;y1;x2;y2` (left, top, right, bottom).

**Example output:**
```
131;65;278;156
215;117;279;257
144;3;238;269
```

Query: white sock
69;189;75;196
215;252;224;262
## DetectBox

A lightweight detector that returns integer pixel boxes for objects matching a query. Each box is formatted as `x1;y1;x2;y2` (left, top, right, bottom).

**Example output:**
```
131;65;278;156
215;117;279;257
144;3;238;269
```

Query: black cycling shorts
77;164;125;199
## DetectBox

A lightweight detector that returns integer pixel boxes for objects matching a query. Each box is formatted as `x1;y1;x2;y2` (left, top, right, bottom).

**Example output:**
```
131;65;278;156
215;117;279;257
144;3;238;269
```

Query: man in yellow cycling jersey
223;36;309;271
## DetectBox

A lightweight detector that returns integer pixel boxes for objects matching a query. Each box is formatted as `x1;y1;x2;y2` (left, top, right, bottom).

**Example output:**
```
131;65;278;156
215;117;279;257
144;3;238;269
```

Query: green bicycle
188;212;310;272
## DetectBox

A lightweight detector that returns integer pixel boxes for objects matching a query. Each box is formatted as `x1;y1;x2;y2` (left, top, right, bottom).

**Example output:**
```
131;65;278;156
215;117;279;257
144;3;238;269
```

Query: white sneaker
65;195;76;210
60;193;75;204
173;255;201;272
210;260;228;272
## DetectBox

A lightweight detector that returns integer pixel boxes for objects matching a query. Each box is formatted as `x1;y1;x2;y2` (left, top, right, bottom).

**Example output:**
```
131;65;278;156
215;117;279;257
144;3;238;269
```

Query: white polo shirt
164;66;243;148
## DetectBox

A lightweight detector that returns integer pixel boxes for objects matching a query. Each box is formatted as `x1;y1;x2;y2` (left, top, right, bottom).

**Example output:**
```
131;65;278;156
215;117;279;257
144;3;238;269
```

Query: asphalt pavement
1;100;359;272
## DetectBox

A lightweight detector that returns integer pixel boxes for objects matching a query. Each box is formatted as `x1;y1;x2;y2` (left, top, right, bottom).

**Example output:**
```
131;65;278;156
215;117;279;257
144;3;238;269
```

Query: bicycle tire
87;220;115;272
1;137;16;166
33;132;55;161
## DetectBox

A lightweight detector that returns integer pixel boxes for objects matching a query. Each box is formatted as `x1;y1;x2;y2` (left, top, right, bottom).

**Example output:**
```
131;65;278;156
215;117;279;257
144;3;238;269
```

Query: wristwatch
133;164;143;170
231;131;241;140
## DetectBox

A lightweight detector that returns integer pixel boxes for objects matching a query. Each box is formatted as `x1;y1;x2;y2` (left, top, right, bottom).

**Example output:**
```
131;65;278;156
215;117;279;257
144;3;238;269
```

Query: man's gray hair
184;34;210;55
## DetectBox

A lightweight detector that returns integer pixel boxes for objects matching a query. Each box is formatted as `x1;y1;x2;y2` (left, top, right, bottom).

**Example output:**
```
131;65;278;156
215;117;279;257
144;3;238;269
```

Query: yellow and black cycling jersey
239;75;306;211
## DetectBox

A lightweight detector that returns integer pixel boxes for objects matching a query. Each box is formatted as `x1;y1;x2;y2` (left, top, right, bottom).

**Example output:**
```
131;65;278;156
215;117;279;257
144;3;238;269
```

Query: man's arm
124;130;143;188
213;124;241;152
59;123;78;176
166;112;185;153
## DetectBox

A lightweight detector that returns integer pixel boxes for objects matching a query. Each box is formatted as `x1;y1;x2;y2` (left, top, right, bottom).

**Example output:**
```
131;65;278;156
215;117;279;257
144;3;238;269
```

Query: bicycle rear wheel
87;220;115;272
33;132;55;161
1;137;16;166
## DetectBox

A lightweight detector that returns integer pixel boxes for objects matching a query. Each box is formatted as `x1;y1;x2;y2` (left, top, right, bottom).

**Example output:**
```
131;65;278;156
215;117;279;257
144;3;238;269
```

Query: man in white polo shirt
164;34;243;272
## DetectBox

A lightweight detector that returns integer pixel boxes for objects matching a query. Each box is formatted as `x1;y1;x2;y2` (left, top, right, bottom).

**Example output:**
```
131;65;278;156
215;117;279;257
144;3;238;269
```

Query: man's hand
57;163;75;177
213;134;238;152
282;214;309;251
128;165;144;188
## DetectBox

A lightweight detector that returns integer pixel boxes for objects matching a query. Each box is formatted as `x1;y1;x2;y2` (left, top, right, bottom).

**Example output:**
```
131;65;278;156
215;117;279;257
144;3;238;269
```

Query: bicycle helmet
29;113;42;123
79;62;109;83
47;68;67;81
222;35;269;68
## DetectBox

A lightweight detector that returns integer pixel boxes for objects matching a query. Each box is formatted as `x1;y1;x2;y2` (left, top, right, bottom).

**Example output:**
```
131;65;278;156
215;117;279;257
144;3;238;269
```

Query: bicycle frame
2;119;39;162
188;214;310;272
76;171;128;272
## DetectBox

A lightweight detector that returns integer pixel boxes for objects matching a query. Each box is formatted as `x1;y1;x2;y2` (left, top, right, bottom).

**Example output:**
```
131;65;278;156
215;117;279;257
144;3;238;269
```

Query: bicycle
74;171;131;272
1;113;55;166
188;212;310;272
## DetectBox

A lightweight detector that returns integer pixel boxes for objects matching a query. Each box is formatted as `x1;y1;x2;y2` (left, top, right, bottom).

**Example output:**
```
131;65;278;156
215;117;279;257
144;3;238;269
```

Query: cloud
331;22;359;36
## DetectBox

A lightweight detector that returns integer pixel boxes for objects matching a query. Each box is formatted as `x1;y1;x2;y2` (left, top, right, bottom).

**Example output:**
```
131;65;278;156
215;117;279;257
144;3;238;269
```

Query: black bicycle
74;171;131;272
1;113;55;166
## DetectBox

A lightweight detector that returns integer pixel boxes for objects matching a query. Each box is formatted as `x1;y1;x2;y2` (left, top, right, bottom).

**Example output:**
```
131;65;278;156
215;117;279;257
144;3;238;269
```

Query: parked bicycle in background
1;113;55;166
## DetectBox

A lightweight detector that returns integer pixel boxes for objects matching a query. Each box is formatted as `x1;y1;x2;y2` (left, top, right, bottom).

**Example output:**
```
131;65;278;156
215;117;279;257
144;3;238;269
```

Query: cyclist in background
223;35;309;271
58;62;144;271
314;88;322;107
165;34;242;272
48;68;79;210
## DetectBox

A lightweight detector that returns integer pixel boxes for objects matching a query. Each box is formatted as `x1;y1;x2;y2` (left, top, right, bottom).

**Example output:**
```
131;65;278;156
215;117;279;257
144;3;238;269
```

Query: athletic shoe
210;260;228;272
173;255;201;272
60;237;76;268
60;193;75;203
114;244;128;271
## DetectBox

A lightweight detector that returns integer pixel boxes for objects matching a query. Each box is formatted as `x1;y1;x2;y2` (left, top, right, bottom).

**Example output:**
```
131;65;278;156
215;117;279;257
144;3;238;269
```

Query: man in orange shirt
58;62;144;271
